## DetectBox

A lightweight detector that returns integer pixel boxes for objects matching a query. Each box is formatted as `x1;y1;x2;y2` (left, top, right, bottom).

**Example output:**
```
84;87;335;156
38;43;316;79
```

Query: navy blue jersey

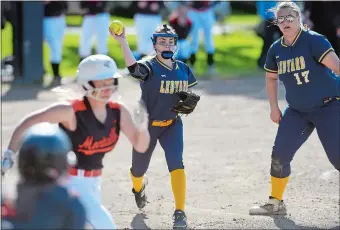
1;184;86;229
135;56;197;120
265;29;340;112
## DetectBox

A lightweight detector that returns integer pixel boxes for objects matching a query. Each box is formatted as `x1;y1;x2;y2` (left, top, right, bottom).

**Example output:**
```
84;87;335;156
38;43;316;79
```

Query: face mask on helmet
160;50;175;59
151;31;178;60
76;54;121;103
83;78;119;103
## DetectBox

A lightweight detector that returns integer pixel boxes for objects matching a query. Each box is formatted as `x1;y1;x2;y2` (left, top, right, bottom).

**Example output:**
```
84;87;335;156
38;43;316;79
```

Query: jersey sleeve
188;66;198;88
310;34;335;63
127;58;153;82
264;44;278;73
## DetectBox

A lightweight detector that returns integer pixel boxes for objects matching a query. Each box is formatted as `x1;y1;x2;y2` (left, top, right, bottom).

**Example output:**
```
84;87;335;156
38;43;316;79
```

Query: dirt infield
1;77;339;229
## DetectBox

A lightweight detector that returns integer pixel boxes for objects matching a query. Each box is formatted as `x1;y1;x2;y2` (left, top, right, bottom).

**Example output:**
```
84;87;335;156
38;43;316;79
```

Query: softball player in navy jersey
249;1;340;216
169;3;192;64
110;24;199;229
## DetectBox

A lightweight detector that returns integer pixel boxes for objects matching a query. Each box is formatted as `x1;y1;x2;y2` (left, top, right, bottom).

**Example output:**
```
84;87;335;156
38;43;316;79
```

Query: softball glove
170;91;200;115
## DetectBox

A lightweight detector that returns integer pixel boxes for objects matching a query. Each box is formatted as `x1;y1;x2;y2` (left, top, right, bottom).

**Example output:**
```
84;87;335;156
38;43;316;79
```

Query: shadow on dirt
271;216;340;229
1;84;42;101
130;213;151;229
1;80;64;102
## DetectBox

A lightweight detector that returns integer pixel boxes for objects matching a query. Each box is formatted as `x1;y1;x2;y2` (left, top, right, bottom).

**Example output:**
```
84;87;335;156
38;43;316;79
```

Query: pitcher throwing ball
110;23;200;229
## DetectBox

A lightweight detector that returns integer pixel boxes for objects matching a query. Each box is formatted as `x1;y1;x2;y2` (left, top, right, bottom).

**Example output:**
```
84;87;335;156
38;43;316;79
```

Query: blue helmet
151;24;178;45
18;123;74;184
151;24;179;59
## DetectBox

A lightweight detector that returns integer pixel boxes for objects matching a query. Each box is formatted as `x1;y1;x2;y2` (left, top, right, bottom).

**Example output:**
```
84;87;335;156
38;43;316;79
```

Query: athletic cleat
132;177;148;209
173;210;188;229
249;196;287;216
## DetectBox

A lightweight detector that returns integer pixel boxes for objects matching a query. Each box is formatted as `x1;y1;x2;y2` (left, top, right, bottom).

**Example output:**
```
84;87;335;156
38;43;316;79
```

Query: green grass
1;21;13;59
226;14;260;25
1;14;263;78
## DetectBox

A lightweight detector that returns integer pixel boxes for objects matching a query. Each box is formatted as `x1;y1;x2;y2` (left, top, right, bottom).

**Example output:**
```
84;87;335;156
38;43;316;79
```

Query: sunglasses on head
275;15;295;24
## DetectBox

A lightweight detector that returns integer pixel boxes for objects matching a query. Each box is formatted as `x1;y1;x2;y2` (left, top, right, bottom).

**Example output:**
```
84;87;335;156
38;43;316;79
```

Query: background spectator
78;1;110;63
131;1;165;59
169;3;192;63
43;0;68;85
187;1;218;75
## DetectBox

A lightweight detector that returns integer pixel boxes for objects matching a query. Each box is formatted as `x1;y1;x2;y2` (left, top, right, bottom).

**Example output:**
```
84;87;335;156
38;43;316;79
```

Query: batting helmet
18;123;75;184
76;54;122;102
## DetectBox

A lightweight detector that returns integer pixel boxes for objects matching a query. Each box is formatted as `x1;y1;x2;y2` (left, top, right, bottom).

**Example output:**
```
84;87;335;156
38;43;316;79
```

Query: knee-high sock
170;169;186;211
130;169;144;193
271;176;289;200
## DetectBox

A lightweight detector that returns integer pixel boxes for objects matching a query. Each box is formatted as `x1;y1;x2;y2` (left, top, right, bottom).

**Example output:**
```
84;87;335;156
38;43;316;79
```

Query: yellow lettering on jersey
160;80;165;93
279;61;283;74
294;73;303;85
183;81;188;91
160;80;189;94
175;81;180;93
301;70;310;83
290;58;295;72
282;61;286;74
295;57;301;71
179;81;183;92
299;56;305;70
169;81;175;94
278;56;306;75
165;81;170;94
294;70;310;85
286;59;291;73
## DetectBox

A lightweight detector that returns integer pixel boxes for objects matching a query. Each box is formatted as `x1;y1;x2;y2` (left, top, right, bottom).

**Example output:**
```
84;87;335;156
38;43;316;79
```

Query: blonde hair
269;1;303;27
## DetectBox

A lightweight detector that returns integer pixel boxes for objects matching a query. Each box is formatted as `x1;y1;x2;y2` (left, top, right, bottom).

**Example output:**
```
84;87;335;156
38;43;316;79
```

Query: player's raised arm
119;103;150;153
109;21;151;81
109;23;137;67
